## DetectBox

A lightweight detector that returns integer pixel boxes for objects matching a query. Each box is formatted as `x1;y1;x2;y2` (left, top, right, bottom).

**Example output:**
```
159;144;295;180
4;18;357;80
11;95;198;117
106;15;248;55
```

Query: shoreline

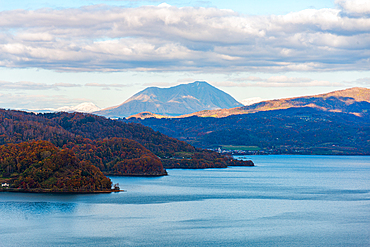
0;188;125;194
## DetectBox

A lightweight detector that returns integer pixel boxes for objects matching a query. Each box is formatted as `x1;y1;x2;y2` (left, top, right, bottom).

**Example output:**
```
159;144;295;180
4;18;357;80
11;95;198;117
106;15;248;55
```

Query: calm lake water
1;155;369;246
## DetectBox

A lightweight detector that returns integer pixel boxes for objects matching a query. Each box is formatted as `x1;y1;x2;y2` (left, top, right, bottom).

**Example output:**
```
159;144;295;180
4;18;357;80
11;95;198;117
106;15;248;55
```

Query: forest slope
0;109;253;174
0;141;113;193
126;107;370;155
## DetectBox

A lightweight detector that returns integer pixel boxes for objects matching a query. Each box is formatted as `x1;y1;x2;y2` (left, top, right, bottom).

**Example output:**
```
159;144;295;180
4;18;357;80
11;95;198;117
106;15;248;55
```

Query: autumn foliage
162;150;253;169
0;141;112;192
0;108;252;183
63;137;166;176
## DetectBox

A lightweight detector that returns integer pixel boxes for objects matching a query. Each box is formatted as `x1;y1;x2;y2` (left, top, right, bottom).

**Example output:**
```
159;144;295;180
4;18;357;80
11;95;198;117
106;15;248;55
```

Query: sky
0;0;369;110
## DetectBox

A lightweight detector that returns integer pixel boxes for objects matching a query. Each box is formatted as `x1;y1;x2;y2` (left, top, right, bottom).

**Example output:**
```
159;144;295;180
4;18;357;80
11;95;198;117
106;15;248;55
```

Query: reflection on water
0;155;369;246
0;201;76;218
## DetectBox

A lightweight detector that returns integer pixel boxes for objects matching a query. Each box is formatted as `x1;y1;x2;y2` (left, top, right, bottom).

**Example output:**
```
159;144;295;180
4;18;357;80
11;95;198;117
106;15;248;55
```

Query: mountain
125;107;370;155
56;102;101;113
94;81;243;118
0;140;114;193
124;87;370;155
176;87;370;118
25;102;101;114
238;87;370;115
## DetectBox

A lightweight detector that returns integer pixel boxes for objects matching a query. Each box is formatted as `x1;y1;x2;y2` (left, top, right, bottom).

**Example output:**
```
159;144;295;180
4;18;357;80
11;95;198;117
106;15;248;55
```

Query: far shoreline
0;188;125;194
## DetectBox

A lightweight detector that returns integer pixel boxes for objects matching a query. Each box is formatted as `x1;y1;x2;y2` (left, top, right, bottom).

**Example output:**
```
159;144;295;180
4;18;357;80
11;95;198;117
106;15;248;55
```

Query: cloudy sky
0;0;369;110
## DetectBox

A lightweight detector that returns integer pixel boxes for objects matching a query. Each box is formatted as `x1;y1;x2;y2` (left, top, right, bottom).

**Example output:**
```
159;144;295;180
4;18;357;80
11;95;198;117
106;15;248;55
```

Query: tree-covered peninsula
0;109;253;192
0;140;114;193
0;109;253;171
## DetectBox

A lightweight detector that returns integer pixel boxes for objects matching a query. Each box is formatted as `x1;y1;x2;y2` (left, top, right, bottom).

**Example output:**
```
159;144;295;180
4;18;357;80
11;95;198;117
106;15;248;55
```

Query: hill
94;81;243;118
175;87;370;118
0;140;114;193
63;137;166;176
0;109;253;174
125;107;370;155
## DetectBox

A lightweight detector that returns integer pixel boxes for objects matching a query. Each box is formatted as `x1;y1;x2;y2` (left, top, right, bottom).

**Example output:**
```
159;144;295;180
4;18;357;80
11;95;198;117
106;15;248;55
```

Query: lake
1;155;369;246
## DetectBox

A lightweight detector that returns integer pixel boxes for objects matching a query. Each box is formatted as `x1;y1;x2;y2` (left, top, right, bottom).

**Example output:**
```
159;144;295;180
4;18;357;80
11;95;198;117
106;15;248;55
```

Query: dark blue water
1;155;369;246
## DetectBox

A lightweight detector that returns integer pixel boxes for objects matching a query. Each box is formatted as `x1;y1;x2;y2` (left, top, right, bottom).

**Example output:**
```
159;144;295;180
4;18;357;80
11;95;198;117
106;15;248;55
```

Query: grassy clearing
221;145;260;151
173;152;193;158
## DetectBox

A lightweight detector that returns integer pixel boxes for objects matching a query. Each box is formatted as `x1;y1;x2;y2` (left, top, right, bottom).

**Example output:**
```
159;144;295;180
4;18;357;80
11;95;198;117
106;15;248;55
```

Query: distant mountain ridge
126;106;370;155
94;81;243;118
124;87;370;155
176;87;370;118
239;87;370;114
26;102;101;114
122;86;370;155
56;102;101;113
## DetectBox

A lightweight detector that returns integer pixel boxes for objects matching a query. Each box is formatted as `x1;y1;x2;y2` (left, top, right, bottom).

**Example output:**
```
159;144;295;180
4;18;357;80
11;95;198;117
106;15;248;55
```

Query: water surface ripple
1;155;369;246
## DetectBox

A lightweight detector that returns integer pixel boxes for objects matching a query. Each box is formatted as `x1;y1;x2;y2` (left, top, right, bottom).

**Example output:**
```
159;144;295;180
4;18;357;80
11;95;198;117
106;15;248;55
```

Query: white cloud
158;3;172;8
0;4;369;72
211;76;343;88
17;32;54;42
85;82;135;90
177;78;196;83
0;81;81;90
0;92;87;110
232;76;261;82
240;97;264;106
252;80;343;88
266;76;311;83
336;0;370;16
344;77;370;85
142;81;180;87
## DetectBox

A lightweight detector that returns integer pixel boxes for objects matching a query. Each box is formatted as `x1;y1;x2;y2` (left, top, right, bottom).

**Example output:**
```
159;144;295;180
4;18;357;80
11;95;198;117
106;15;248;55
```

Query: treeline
63;137;166;176
0;109;253;177
42;112;196;157
0;109;195;157
127;107;370;155
162;150;254;169
0;140;112;192
0;110;75;146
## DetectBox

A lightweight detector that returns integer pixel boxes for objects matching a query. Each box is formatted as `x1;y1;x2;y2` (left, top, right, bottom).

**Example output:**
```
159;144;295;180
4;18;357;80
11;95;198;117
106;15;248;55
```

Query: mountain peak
194;80;208;84
57;102;101;113
95;81;243;118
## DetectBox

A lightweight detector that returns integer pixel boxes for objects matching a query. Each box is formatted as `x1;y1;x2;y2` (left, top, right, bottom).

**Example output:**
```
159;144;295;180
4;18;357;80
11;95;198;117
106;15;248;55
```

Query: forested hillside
63;137;166;176
125;87;370;155
42;111;196;157
0;109;253;178
0;141;113;192
127;107;370;155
